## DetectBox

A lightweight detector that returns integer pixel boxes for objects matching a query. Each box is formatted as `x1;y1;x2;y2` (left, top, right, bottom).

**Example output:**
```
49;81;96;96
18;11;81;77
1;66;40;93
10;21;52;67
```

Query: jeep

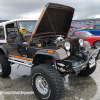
0;3;100;100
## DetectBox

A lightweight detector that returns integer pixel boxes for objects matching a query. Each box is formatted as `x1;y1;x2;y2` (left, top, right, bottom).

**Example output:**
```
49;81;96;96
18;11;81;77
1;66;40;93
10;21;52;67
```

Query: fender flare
0;46;8;58
32;51;59;64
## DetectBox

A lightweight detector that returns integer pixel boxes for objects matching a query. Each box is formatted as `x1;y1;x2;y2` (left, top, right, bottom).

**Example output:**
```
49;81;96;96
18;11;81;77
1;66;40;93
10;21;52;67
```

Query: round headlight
64;42;70;50
79;39;84;46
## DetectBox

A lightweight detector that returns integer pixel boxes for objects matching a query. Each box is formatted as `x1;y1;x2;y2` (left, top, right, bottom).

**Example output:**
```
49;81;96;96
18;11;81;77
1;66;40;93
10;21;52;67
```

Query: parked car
77;24;100;36
76;31;100;48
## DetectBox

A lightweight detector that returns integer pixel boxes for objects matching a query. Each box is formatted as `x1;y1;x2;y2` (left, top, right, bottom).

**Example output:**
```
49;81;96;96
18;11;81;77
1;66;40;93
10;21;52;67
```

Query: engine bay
31;35;65;48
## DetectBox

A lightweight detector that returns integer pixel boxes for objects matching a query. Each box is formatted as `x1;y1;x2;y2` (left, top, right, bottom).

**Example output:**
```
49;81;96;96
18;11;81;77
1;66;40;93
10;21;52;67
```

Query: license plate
89;58;95;68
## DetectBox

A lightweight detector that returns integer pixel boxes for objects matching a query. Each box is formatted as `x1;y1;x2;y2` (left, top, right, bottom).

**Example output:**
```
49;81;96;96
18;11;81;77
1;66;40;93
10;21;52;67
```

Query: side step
8;57;33;68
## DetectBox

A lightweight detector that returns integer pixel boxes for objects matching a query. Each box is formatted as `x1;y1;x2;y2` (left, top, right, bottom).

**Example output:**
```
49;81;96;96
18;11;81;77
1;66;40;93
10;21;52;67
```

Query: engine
32;36;64;47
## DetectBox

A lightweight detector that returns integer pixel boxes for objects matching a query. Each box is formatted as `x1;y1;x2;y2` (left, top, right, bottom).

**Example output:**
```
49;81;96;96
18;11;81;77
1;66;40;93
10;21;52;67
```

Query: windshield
84;32;93;37
19;21;37;33
94;25;100;30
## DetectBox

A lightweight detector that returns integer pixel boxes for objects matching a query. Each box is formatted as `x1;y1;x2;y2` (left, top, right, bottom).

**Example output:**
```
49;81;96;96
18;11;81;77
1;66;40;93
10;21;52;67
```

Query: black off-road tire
77;65;96;76
0;54;11;78
31;64;64;100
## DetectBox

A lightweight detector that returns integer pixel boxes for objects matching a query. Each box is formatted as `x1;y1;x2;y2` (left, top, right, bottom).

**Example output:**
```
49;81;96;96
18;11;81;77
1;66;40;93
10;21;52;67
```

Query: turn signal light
47;50;54;53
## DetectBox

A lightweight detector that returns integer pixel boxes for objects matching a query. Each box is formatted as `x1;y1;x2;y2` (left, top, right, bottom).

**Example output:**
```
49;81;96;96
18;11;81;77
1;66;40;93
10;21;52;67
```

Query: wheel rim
0;63;2;75
35;76;49;95
95;42;100;48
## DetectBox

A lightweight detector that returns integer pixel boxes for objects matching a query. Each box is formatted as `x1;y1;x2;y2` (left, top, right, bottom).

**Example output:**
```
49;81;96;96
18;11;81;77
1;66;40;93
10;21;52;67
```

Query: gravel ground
0;48;100;100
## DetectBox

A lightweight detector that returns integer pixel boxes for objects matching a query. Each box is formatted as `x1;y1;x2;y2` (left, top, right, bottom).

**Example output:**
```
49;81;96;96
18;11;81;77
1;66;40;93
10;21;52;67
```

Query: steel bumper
72;48;100;73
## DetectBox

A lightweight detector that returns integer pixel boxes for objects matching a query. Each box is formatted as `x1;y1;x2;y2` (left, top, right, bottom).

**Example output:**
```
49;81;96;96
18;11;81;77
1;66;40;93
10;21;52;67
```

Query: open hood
31;3;75;38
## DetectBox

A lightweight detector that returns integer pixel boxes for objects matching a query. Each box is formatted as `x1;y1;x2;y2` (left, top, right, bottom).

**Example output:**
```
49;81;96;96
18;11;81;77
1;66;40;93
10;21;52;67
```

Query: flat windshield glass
19;21;37;33
84;32;93;37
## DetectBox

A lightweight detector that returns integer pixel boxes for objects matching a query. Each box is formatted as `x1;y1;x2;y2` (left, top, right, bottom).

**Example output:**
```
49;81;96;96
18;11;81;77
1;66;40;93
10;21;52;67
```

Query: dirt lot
0;48;100;100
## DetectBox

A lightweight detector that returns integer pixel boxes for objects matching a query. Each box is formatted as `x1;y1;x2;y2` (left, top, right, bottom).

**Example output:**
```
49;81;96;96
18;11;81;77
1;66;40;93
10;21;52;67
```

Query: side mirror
10;31;17;39
20;27;26;34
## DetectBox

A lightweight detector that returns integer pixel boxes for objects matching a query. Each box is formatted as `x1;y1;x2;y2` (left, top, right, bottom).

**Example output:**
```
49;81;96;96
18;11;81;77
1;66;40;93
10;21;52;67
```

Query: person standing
67;26;76;38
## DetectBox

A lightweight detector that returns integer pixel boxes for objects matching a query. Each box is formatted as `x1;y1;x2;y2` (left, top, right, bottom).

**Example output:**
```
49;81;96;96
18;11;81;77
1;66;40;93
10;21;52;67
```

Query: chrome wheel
0;63;2;75
35;76;49;95
94;41;100;48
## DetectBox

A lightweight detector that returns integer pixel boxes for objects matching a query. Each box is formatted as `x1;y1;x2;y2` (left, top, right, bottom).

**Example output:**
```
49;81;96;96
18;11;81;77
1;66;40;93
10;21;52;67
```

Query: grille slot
68;38;79;56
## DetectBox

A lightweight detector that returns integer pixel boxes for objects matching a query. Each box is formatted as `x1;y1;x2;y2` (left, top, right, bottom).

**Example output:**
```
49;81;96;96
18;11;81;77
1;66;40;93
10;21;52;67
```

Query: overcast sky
0;0;100;20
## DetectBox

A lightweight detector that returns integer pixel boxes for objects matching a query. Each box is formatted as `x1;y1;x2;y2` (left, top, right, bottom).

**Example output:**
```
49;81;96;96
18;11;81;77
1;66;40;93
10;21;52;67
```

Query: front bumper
57;48;100;74
73;48;100;72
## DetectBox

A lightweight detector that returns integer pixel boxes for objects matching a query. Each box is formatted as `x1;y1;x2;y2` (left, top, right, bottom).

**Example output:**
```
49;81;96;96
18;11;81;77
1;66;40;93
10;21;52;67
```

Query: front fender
32;48;68;64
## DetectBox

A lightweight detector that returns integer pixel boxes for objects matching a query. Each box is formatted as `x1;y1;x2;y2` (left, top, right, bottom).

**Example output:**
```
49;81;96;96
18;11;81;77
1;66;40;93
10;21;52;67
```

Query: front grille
68;38;79;56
